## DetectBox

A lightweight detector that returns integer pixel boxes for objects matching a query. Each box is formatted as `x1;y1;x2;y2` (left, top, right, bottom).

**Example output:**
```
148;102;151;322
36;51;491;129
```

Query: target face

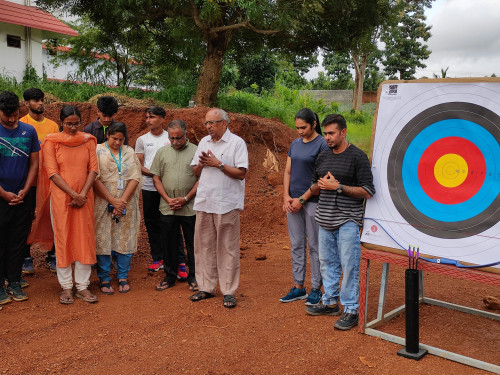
388;102;500;239
361;81;500;269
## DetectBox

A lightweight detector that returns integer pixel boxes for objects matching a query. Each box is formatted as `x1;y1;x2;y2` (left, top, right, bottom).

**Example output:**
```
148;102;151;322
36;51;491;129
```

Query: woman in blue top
280;108;328;305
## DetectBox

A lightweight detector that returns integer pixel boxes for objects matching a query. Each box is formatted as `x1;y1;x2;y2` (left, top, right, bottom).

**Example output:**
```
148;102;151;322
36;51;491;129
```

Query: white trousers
56;261;91;291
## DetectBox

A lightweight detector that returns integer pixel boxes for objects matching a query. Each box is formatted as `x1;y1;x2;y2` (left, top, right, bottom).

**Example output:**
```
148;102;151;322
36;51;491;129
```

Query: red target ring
417;137;486;205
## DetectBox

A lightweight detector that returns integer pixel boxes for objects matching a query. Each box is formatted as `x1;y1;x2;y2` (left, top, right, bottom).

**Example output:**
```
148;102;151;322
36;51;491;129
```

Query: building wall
42;48;81;82
0;22;43;82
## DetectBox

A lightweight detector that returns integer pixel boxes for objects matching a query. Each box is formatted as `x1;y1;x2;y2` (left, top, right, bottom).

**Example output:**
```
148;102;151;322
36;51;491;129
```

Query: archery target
361;80;500;269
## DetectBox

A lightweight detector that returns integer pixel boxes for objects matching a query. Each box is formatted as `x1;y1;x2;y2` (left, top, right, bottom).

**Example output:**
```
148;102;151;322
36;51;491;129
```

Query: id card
117;178;124;190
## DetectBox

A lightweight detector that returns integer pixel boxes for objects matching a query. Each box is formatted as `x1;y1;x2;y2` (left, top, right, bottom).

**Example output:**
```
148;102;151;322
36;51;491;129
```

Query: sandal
188;282;198;291
75;289;98;303
59;289;74;305
190;291;215;302
100;282;114;295
155;280;175;291
118;280;130;294
223;294;237;308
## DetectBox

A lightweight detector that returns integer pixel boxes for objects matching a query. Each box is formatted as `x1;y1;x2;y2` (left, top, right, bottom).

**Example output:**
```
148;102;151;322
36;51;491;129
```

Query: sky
306;0;500;79
419;0;500;78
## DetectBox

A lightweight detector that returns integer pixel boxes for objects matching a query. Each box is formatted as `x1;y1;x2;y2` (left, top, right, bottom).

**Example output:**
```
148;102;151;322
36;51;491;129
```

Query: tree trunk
195;32;231;106
352;52;369;113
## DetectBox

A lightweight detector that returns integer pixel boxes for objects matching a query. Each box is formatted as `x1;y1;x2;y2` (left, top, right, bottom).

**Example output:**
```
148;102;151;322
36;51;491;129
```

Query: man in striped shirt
300;114;375;331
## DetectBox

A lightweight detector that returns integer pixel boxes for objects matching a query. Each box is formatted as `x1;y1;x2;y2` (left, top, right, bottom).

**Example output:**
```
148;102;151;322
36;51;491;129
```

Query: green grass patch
0;75;193;107
218;82;374;154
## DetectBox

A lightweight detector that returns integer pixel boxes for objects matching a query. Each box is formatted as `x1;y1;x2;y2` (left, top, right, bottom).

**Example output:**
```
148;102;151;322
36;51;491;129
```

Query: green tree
321;52;353;89
381;0;432;80
37;0;399;105
46;16;152;88
363;52;386;91
433;66;449;78
234;49;279;92
317;0;401;111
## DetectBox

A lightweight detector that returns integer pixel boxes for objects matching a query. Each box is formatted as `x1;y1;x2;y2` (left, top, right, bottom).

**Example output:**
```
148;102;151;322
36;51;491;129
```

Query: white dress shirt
191;128;248;214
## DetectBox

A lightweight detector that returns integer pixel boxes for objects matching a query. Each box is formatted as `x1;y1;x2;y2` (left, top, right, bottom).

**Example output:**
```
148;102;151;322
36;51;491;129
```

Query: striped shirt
312;144;375;230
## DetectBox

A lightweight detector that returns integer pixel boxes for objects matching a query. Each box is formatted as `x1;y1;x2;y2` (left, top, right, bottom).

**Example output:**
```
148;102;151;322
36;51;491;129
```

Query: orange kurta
29;132;98;268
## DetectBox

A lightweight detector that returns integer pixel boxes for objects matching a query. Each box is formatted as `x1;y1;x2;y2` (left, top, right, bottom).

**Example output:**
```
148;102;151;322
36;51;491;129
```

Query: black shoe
334;312;359;331
19;277;29;288
46;255;57;273
305;302;341;316
6;282;28;302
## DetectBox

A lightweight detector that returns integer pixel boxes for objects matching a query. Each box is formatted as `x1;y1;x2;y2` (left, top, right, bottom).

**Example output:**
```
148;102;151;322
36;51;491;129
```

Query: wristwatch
337;184;343;194
299;197;306;204
218;163;225;171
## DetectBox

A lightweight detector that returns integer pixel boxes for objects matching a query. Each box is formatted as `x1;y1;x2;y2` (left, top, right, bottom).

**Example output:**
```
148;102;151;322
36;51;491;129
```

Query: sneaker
334;312;359;331
22;257;34;274
305;288;322;306
148;260;164;272
0;286;12;305
177;263;188;281
279;286;308;303
305;301;341;316
6;282;28;302
46;255;57;273
19;277;29;288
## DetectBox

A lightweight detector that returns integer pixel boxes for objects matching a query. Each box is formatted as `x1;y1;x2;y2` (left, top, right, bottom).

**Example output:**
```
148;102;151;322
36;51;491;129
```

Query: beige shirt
150;141;197;216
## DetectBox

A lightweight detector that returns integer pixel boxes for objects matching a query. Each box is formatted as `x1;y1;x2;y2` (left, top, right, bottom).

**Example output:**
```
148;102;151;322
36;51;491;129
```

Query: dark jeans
0;188;35;283
143;189;186;264
142;190;164;262
159;214;196;284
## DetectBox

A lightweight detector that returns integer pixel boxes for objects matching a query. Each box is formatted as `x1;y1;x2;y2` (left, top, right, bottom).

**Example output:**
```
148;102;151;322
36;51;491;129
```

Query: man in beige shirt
150;120;198;291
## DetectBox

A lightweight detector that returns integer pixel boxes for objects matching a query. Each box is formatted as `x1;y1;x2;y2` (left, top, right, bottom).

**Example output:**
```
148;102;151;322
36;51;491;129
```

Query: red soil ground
2;104;498;374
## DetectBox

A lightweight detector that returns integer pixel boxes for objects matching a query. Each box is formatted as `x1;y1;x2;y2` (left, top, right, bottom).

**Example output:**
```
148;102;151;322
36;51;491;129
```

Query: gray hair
167;119;187;132
210;108;230;124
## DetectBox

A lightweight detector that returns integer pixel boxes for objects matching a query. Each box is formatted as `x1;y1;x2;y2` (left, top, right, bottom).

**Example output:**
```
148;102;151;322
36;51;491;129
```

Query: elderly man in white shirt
189;108;248;308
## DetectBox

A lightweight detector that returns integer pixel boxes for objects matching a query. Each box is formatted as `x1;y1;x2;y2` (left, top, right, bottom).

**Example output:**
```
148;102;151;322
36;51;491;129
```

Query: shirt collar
171;139;190;151
209;127;231;143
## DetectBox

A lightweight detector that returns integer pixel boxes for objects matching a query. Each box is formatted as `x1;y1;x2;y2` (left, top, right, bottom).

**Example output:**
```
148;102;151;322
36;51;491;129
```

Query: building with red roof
0;0;77;82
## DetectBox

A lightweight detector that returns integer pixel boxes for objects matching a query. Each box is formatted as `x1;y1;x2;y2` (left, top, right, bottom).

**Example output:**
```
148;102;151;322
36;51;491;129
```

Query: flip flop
118;280;130;294
190;291;215;302
75;289;98;303
59;289;74;305
100;282;114;295
188;282;198;291
155;280;175;291
223;294;237;308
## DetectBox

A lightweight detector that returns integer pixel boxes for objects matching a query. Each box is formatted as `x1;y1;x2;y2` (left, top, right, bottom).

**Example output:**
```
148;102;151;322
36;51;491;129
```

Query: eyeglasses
203;119;225;126
168;135;185;141
63;122;80;128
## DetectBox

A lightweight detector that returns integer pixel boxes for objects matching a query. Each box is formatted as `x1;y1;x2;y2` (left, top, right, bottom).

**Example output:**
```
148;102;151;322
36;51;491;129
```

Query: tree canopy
381;0;432;80
37;0;412;105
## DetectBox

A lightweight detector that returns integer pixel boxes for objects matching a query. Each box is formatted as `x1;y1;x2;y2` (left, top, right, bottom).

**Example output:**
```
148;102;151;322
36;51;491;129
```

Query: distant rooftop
0;0;77;38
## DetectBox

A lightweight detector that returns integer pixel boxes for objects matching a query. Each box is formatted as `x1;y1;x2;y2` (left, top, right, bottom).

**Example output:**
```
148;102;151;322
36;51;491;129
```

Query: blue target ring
402;119;500;222
388;102;500;239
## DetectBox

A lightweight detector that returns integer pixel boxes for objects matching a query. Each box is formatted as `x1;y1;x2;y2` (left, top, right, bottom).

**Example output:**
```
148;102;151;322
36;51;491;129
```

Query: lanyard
105;142;121;176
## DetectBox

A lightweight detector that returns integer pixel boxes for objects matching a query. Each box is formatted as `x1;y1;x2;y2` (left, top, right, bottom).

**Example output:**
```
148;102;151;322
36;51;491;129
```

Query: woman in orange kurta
37;105;98;304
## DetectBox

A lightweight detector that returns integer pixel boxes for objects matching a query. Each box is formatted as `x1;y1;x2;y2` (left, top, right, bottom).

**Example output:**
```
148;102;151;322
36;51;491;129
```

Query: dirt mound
87;92;177;108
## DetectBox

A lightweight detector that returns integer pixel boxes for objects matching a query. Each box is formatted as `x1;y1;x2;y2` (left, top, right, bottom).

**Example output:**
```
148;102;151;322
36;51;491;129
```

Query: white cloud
417;0;500;77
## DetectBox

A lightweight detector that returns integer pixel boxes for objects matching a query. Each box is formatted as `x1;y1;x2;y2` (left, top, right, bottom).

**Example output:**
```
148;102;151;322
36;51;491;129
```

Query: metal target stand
358;249;500;374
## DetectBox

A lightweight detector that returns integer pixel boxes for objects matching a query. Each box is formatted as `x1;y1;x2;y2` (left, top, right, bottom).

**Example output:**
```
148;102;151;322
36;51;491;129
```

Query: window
7;35;21;48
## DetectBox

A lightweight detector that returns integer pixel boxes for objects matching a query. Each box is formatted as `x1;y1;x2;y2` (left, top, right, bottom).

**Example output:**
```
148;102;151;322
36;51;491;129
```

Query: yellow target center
434;154;468;188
